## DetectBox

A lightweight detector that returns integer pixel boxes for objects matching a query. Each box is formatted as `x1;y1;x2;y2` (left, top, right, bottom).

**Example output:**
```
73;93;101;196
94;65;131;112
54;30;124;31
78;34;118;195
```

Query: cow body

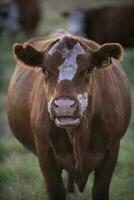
7;30;131;200
63;5;134;47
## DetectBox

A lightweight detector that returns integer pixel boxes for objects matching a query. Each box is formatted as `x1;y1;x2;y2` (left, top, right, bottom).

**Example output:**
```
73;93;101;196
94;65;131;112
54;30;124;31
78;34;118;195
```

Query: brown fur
7;30;131;200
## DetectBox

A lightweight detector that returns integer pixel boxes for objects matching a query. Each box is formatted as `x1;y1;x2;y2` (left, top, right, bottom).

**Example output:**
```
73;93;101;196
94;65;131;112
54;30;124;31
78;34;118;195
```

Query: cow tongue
55;117;80;128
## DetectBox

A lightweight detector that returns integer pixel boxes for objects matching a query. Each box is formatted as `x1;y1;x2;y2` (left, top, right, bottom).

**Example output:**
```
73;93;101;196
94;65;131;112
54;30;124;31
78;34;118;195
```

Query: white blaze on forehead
58;42;85;83
77;92;88;113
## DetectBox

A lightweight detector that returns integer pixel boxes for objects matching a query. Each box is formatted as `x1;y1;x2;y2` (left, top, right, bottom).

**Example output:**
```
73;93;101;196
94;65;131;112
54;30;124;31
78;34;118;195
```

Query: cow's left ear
13;43;44;67
92;43;124;69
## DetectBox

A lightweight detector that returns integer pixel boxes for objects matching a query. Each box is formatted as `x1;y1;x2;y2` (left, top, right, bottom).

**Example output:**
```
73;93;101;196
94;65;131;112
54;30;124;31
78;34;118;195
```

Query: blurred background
0;0;134;199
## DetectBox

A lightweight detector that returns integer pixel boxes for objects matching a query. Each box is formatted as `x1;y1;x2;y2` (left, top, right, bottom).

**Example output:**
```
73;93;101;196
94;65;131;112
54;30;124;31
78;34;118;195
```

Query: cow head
13;36;123;128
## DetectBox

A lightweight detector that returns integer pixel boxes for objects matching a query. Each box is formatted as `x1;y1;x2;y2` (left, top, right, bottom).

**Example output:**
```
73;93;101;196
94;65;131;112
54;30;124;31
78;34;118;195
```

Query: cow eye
42;67;54;78
87;67;93;74
87;65;94;73
87;68;91;73
42;68;48;76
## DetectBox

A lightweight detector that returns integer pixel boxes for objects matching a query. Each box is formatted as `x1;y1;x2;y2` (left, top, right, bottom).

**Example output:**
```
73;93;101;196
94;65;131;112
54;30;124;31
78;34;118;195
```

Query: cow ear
92;43;124;69
13;43;44;67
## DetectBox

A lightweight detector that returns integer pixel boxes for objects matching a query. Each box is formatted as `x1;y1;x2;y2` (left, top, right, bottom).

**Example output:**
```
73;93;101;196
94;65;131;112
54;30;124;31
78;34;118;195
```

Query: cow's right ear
13;43;44;67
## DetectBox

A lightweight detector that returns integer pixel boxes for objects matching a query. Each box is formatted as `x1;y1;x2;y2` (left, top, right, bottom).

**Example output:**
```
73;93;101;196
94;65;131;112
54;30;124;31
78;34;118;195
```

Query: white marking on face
58;42;85;83
69;10;85;34
77;92;88;113
47;99;53;113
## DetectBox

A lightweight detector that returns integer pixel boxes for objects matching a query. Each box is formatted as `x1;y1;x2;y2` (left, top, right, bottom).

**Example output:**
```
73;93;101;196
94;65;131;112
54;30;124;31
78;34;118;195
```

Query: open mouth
54;117;80;128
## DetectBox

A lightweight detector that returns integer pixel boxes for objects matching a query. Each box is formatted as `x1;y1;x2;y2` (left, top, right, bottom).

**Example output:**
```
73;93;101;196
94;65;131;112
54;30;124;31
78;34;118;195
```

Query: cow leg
92;141;120;200
39;148;66;200
67;173;75;193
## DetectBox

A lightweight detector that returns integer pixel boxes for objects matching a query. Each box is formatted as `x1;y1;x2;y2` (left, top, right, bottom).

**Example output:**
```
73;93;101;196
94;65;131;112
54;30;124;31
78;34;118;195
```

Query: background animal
0;0;41;38
16;0;42;37
7;30;131;200
62;5;134;47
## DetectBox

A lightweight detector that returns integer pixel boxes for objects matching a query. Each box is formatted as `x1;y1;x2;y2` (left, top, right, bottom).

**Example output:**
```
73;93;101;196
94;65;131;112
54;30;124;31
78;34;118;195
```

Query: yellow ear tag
101;56;111;68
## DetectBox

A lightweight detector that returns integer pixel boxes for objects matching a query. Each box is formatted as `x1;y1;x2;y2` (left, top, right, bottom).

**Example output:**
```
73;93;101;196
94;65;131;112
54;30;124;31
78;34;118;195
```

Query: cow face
43;37;91;128
13;36;123;128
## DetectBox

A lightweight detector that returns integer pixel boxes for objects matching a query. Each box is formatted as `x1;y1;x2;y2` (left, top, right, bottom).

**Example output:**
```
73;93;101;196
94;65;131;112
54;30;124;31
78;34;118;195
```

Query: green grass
0;0;134;199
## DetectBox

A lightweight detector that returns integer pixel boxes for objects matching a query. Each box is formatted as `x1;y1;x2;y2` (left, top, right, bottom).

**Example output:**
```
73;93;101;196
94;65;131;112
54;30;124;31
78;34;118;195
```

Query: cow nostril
70;103;75;108
53;101;59;108
70;100;76;108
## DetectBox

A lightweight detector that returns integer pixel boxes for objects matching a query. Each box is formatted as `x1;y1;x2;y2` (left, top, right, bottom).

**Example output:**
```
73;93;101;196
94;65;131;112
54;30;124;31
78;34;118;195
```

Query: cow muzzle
49;96;81;128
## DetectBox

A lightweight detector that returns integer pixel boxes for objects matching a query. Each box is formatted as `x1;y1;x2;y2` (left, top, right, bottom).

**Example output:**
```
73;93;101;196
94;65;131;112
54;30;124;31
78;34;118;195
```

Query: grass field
0;0;134;199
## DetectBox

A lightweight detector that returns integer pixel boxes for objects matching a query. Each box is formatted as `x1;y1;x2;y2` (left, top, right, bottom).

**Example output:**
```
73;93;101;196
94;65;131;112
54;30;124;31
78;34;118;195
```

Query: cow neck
67;114;92;174
66;71;96;176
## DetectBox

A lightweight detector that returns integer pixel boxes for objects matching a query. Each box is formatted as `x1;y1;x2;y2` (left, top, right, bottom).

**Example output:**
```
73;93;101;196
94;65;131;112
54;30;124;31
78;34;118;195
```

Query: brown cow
62;5;134;47
7;30;131;200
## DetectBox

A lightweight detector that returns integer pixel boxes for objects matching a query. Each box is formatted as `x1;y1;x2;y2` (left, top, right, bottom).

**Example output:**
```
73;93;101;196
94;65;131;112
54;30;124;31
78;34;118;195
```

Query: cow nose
50;96;80;118
51;96;79;118
53;97;76;109
50;96;81;127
